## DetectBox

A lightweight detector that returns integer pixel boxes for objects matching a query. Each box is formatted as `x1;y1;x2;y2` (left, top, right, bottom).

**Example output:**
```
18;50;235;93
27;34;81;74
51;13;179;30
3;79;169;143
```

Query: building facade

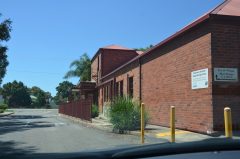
91;0;240;133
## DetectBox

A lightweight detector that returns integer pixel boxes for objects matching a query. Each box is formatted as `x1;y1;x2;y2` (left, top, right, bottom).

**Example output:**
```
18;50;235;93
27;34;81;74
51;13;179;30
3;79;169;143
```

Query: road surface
0;109;149;156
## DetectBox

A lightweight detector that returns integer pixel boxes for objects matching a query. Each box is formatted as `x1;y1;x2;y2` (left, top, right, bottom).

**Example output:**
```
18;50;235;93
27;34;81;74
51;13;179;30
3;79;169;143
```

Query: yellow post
224;107;232;138
170;106;175;143
141;103;145;144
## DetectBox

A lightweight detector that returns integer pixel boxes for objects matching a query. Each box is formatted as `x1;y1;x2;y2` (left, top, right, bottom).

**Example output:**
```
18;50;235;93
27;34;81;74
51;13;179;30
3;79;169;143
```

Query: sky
0;0;223;96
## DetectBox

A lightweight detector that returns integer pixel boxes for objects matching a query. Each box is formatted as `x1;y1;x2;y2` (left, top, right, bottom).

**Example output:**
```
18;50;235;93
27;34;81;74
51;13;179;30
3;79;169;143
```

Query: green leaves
109;96;148;133
135;44;153;52
29;86;50;107
54;81;74;104
0;15;11;84
91;104;99;118
64;53;91;81
0;18;12;41
0;103;8;113
1;80;32;107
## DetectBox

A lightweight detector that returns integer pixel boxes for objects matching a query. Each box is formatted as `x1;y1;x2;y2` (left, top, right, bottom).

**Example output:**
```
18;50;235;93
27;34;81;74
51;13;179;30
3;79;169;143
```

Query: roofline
211;0;230;14
96;78;114;87
91;48;135;62
99;0;231;81
101;14;210;80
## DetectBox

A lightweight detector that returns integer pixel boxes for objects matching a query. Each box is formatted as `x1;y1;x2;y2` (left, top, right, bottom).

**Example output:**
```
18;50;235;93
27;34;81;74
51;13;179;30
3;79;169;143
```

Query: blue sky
1;0;223;96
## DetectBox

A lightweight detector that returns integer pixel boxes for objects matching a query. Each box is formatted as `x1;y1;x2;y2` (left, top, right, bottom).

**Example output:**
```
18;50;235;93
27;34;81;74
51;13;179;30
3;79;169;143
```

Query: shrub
91;104;99;118
0;104;8;113
109;96;148;133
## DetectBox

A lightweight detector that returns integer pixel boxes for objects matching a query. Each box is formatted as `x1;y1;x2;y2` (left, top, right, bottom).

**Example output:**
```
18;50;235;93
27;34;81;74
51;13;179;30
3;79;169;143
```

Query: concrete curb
0;111;14;117
59;113;115;133
58;113;217;144
58;113;91;127
59;113;145;136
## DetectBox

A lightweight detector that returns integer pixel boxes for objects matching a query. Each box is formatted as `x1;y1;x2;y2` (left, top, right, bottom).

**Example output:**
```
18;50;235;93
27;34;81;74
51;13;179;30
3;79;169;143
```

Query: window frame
128;76;133;98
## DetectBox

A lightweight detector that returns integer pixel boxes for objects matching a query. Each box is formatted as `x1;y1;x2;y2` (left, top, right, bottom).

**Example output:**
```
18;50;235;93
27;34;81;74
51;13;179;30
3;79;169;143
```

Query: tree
35;91;46;107
0;14;12;84
64;53;91;81
135;44;153;52
1;80;31;107
54;81;74;104
45;91;52;104
29;86;50;107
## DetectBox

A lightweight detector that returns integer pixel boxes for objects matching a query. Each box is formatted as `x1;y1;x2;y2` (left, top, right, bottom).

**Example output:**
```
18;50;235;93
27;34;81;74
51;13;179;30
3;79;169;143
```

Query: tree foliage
135;44;153;52
29;86;51;107
0;14;12;84
54;81;74;104
1;80;31;107
64;53;91;81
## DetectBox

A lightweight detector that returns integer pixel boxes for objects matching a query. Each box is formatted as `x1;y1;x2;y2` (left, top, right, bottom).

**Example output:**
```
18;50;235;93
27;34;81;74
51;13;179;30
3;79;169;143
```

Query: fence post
141;103;145;144
224;107;232;138
170;106;175;143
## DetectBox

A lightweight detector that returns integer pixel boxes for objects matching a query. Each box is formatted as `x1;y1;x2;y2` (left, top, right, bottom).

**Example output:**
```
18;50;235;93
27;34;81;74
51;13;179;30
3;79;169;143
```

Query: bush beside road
0;110;14;117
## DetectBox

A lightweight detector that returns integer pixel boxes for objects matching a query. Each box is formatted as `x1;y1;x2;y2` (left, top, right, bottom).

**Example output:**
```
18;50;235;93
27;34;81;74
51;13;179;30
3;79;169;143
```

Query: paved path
0;109;166;156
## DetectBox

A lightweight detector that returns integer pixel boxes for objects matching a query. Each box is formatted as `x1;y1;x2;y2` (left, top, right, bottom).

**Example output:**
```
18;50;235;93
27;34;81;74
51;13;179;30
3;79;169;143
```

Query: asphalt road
0;109;143;155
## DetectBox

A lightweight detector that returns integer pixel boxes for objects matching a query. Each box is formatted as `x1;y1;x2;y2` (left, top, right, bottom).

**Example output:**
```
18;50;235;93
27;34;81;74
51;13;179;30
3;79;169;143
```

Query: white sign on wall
214;68;238;82
191;68;208;89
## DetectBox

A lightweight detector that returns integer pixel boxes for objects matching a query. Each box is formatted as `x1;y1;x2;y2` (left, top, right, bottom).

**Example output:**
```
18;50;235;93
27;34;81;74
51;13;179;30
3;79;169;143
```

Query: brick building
91;0;240;133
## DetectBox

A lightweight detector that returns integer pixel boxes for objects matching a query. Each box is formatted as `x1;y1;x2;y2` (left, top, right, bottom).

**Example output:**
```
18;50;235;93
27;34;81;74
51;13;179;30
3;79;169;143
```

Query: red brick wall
97;16;240;133
101;50;138;77
91;53;102;84
141;21;213;133
211;16;240;130
91;56;98;82
98;87;103;113
95;49;138;112
115;63;140;100
102;60;140;100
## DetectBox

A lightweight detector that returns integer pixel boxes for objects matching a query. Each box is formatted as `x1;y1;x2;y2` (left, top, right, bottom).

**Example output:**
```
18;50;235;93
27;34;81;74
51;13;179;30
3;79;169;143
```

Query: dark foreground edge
1;138;240;159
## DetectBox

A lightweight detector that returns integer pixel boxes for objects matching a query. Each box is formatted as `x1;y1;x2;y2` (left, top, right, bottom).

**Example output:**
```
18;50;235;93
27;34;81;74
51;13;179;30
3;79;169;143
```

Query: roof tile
101;44;132;50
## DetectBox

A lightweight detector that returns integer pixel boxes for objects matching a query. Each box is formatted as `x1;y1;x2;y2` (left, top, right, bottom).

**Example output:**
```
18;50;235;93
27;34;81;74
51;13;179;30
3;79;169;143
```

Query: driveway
0;109;165;156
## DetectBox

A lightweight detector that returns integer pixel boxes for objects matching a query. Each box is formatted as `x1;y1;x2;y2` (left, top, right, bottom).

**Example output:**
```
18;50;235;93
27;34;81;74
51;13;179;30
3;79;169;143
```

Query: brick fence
58;97;92;122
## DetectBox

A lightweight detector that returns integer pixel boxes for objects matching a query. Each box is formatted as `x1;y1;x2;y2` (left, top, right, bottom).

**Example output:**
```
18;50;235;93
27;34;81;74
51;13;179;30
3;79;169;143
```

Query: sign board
191;68;208;89
214;68;238;82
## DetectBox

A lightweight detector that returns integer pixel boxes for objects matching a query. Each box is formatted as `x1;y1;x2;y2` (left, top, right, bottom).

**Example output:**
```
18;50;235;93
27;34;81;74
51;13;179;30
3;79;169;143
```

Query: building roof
100;0;240;81
91;44;137;62
212;0;240;16
136;50;144;55
101;44;133;50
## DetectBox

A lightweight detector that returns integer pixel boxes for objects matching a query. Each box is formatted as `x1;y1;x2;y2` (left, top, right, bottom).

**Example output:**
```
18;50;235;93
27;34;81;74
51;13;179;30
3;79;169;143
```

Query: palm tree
64;53;91;81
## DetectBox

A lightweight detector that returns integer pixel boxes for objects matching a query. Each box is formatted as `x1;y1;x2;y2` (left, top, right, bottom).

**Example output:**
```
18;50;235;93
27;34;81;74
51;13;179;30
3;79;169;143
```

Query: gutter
96;78;114;87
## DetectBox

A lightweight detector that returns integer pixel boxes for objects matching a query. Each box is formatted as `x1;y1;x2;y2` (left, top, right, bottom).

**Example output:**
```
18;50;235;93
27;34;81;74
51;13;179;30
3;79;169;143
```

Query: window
106;85;109;101
110;81;113;100
128;76;133;98
115;80;123;97
108;85;111;101
103;86;106;102
115;82;119;96
119;80;123;97
103;84;112;101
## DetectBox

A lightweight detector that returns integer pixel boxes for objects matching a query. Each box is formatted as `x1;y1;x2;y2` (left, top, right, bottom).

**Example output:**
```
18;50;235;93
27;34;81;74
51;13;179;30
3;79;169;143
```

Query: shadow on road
0;115;54;135
0;140;37;157
10;115;46;120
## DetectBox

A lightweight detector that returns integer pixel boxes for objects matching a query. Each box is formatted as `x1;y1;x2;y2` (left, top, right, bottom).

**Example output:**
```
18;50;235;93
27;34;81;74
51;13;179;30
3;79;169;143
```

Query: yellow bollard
170;106;175;143
224;107;232;138
141;103;145;144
